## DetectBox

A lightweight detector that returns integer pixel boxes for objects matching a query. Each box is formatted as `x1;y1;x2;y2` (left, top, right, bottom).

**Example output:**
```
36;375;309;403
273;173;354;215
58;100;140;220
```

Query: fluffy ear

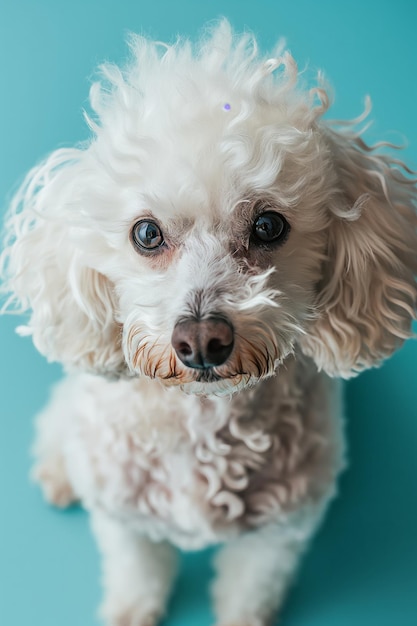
299;123;417;378
1;149;126;376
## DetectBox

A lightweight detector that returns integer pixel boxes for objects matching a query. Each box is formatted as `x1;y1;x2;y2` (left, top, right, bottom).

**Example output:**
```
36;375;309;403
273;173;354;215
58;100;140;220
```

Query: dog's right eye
131;220;165;252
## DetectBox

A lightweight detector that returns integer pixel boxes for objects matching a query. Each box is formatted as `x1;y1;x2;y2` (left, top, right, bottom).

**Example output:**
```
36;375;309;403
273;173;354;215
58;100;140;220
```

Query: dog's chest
72;372;337;548
84;429;253;547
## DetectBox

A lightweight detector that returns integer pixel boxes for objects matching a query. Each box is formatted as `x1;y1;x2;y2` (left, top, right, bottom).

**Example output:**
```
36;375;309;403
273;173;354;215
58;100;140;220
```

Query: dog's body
2;21;416;626
34;358;343;624
35;357;343;547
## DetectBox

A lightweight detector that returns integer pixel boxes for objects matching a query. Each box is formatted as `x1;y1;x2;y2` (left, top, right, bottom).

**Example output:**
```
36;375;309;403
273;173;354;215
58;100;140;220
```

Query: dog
1;20;416;626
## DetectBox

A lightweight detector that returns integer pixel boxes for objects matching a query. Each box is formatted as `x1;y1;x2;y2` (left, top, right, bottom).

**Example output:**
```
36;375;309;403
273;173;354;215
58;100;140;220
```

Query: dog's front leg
211;517;316;626
92;511;178;626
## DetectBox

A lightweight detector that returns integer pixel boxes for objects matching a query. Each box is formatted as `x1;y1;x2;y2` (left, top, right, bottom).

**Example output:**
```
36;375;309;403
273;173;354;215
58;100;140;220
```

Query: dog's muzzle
171;315;234;370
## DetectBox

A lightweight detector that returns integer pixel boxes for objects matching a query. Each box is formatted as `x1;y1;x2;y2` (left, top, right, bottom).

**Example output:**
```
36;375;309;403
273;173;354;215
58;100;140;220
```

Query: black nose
171;316;234;369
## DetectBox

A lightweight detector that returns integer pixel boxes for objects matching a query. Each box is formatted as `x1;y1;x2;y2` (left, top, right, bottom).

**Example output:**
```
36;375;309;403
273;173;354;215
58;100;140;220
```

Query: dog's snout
171;316;234;370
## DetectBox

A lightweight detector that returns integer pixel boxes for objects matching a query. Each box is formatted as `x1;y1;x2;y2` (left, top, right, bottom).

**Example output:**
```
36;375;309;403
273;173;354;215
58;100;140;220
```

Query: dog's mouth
196;368;222;383
161;365;245;386
148;362;256;396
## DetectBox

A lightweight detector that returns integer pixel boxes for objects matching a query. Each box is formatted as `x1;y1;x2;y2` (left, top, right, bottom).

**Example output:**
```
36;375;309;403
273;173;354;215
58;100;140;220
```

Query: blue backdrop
0;2;416;625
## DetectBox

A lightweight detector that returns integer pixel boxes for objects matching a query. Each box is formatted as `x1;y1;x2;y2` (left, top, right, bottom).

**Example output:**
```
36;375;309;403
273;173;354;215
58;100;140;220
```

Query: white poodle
1;21;416;626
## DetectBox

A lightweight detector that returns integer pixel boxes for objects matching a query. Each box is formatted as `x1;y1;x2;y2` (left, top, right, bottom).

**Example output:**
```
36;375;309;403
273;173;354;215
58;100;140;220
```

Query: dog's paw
32;457;77;508
215;617;270;626
104;607;161;626
214;619;272;626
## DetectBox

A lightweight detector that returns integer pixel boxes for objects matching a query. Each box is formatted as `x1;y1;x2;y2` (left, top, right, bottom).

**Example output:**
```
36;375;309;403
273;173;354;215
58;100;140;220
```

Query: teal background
0;1;416;625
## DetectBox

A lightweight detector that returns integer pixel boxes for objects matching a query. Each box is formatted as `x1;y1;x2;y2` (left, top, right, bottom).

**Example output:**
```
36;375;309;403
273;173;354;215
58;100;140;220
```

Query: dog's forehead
131;113;288;224
133;137;242;224
139;185;243;237
93;73;326;237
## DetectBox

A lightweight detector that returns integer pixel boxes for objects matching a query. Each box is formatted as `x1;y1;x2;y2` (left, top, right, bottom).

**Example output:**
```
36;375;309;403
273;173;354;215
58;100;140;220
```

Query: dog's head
2;22;416;395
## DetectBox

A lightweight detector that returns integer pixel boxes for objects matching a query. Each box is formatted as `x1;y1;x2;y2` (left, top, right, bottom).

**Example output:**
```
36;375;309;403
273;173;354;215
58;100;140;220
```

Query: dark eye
251;211;290;246
131;220;164;251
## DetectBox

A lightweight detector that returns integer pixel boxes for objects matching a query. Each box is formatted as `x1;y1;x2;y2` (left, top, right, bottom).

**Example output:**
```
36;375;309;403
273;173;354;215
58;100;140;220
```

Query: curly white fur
1;21;417;626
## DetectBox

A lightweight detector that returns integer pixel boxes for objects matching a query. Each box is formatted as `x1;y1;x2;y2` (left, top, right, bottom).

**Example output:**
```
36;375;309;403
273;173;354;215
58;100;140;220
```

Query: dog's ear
1;149;126;376
299;124;417;378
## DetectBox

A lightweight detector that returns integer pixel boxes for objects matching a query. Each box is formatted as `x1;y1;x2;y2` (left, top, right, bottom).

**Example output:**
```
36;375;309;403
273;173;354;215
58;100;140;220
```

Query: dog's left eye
131;220;165;251
251;211;290;246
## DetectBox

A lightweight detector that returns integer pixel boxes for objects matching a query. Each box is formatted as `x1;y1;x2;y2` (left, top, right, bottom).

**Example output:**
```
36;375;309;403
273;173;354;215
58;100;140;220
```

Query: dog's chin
157;370;265;397
180;377;254;397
